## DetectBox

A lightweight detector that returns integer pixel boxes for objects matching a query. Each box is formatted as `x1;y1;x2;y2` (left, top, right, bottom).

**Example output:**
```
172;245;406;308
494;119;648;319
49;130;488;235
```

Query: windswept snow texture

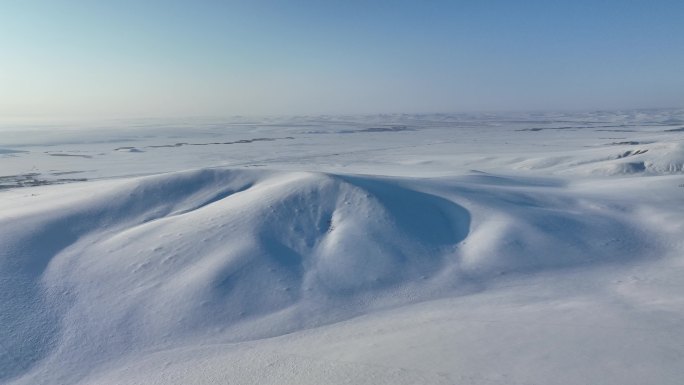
2;109;684;384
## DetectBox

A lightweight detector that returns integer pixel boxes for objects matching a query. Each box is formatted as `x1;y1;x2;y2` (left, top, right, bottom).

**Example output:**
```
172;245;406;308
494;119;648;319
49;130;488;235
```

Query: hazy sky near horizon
1;0;683;118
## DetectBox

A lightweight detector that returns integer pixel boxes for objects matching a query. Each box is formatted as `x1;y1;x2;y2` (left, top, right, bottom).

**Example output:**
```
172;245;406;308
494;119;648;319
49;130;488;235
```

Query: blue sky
1;0;683;117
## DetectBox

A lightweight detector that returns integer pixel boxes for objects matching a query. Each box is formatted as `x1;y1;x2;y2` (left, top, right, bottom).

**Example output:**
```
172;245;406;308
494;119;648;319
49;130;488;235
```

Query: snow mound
3;169;472;382
514;142;684;176
0;169;658;383
595;143;684;175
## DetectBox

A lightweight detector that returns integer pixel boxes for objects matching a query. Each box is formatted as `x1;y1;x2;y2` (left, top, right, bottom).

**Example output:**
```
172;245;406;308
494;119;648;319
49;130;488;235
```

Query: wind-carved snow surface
2;110;684;384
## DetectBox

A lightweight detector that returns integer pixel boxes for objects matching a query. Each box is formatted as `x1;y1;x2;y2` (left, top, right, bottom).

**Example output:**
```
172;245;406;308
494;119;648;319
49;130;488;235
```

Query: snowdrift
0;168;661;384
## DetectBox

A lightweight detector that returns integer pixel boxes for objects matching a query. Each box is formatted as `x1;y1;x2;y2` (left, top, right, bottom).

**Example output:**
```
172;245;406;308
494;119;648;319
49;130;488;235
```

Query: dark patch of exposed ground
140;136;294;149
0;173;87;190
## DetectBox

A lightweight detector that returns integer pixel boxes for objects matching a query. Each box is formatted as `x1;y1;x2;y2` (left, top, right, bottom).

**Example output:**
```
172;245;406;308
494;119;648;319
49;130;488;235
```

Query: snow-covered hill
2;111;684;384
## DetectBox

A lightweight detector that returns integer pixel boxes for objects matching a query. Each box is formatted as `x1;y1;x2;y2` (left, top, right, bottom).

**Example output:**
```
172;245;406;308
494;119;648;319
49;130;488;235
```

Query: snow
1;109;684;384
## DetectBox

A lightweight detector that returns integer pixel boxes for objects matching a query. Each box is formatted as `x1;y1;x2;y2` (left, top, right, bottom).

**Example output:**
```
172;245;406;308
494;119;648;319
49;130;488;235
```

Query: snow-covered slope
2;110;684;384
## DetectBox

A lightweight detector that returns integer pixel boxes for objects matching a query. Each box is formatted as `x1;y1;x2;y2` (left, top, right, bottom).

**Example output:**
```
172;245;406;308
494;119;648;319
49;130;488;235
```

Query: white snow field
1;109;684;384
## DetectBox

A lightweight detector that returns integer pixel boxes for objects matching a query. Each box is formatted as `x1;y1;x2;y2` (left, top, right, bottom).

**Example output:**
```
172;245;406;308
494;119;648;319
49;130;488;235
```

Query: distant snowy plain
1;109;684;384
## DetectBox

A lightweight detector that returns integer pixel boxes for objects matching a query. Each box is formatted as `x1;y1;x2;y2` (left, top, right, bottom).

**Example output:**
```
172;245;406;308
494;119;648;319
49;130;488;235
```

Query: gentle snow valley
1;110;684;384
